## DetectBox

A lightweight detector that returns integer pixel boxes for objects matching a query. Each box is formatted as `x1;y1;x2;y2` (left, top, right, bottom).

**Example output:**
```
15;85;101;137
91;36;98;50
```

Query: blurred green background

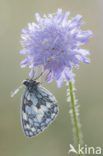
0;0;103;155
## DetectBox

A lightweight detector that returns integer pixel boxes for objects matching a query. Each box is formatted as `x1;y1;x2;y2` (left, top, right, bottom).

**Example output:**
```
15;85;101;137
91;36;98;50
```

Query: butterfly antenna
40;70;51;85
34;71;44;80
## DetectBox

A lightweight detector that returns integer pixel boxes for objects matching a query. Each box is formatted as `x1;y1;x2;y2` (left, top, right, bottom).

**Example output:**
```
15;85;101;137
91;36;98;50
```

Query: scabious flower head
20;9;92;87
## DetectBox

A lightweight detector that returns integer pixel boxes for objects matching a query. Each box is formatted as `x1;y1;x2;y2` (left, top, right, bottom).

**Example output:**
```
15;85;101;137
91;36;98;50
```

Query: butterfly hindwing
21;82;58;137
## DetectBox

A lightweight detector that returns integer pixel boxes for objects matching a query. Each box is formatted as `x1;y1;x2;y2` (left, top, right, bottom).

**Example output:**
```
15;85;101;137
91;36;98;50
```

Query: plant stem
67;81;83;155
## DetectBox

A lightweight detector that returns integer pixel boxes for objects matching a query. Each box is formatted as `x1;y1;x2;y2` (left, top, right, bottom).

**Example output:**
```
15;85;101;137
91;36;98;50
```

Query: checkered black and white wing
21;85;59;137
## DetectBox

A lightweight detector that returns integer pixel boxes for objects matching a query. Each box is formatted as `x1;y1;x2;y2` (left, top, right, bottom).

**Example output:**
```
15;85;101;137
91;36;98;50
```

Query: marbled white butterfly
20;79;59;137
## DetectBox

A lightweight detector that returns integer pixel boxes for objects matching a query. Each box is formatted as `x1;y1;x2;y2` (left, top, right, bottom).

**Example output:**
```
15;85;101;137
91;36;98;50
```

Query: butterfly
16;79;59;137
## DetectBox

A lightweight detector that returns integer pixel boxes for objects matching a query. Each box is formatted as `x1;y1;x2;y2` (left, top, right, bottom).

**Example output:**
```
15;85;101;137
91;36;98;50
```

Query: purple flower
20;9;92;87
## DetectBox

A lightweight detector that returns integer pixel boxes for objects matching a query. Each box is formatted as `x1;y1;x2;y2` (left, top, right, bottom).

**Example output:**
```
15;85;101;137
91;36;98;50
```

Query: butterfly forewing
21;81;58;137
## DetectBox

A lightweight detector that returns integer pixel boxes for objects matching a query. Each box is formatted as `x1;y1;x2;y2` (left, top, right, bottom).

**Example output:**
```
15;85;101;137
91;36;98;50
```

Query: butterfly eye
23;80;29;86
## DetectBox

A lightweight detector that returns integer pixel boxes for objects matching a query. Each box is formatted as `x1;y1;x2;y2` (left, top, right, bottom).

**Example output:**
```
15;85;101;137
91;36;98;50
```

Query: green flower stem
68;81;83;155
